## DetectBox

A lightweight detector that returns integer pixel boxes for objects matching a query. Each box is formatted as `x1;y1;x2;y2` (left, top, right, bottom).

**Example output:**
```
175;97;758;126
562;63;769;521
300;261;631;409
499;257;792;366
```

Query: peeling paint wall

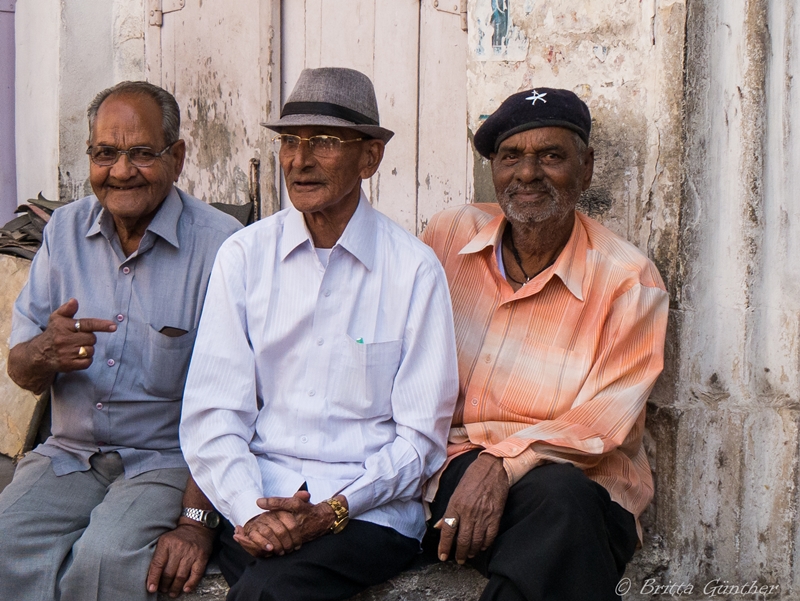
152;0;278;210
465;0;684;297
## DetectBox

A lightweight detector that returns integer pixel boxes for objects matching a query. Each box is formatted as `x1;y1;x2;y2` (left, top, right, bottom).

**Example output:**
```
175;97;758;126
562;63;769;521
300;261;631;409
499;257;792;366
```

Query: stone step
160;555;487;601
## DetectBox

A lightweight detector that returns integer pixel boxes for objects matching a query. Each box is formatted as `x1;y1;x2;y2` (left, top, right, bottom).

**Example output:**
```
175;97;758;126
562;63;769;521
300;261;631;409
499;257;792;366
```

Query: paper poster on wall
470;0;529;62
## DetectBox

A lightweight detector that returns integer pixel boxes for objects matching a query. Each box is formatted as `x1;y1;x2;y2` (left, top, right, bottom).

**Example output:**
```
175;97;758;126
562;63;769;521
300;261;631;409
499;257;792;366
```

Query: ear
359;139;385;179
581;146;594;191
170;139;187;181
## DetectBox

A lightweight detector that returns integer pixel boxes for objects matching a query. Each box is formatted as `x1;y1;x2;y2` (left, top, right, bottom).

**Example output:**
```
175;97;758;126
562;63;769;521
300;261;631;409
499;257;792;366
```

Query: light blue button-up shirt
11;187;241;477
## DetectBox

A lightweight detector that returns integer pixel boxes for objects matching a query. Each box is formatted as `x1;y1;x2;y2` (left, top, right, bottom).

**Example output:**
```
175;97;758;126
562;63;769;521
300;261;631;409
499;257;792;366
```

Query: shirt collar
457;210;587;301
85;186;183;249
280;190;376;271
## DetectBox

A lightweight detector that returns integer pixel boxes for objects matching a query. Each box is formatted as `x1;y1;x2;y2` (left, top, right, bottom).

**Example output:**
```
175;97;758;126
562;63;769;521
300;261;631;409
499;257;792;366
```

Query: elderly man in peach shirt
422;88;669;601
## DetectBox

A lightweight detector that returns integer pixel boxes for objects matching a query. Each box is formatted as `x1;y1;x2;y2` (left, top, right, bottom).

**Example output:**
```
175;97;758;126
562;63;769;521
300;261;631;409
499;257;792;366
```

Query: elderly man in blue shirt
0;81;241;601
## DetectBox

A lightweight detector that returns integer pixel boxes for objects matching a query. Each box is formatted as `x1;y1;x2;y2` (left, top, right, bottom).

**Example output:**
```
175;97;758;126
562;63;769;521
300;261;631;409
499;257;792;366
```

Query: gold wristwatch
323;497;349;534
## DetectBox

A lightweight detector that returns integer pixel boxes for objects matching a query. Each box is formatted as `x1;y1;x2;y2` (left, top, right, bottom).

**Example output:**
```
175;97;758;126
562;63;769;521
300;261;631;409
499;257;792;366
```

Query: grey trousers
0;451;189;601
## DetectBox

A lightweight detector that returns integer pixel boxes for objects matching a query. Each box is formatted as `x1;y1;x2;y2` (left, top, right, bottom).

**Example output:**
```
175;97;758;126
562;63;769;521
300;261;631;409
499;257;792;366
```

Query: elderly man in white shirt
180;67;458;601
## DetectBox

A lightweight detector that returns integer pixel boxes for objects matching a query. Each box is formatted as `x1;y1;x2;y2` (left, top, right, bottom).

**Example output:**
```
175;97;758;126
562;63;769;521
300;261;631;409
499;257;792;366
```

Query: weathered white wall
666;0;800;594
14;0;146;204
465;0;684;296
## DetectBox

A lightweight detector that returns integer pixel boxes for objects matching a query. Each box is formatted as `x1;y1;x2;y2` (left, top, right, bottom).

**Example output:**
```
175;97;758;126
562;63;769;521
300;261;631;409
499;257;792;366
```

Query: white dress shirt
180;192;458;540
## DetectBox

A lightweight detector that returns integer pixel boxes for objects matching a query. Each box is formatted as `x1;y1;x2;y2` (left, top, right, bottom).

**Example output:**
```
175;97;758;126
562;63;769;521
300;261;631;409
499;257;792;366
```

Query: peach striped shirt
421;204;668;529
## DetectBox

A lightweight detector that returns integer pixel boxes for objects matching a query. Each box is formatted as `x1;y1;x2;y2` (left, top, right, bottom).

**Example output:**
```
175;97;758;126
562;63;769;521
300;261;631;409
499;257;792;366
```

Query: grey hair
571;131;588;158
87;81;180;145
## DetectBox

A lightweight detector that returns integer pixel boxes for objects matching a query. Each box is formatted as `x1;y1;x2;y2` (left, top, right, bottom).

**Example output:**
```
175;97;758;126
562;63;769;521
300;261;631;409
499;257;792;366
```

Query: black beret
473;88;591;159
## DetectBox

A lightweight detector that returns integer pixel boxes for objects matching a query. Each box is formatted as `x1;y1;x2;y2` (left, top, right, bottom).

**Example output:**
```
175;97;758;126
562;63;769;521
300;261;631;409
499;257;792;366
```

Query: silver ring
444;517;458;528
74;320;81;332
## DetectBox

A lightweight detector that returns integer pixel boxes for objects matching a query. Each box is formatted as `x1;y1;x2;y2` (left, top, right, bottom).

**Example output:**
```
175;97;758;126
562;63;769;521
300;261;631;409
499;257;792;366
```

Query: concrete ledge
164;554;487;601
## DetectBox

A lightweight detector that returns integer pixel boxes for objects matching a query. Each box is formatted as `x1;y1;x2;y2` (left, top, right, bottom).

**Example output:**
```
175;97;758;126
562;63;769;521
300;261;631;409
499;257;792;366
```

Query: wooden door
281;0;469;234
144;0;468;231
144;0;281;217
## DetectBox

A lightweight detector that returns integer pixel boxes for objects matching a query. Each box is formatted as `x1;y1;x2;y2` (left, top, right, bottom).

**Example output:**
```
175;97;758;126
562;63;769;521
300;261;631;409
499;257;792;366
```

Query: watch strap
181;507;219;528
323;497;349;534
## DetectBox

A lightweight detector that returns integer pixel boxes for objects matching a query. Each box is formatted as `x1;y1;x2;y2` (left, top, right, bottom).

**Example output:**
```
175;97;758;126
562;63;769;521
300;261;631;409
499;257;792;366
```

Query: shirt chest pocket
497;339;590;419
328;335;403;418
141;324;197;400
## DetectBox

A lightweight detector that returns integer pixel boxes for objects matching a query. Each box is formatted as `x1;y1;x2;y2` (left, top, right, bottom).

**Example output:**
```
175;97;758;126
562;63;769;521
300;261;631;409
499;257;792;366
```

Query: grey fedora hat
262;67;394;143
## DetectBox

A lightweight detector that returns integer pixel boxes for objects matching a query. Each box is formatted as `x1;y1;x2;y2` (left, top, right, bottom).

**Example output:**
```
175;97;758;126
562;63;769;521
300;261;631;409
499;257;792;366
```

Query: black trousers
427;451;640;601
218;517;419;601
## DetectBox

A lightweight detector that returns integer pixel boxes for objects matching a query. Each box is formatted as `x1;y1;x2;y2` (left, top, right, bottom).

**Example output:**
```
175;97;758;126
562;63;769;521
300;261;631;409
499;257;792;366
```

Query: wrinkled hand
436;454;509;565
146;523;214;598
37;298;117;373
235;491;339;558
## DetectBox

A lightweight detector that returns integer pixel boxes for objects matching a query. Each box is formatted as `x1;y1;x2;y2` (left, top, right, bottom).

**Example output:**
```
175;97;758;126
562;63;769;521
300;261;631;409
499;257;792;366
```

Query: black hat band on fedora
282;101;379;126
262;67;394;143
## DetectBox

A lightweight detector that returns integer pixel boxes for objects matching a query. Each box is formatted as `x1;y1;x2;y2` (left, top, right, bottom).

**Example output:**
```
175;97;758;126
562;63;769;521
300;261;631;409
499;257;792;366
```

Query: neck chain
505;228;533;285
503;227;557;286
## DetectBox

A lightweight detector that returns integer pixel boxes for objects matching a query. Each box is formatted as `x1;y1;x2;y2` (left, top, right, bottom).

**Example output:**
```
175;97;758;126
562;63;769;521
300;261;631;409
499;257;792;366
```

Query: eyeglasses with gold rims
272;134;365;158
86;143;176;168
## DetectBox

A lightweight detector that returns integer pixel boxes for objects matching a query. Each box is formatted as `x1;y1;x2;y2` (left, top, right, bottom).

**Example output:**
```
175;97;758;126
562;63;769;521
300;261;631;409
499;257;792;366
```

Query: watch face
205;511;220;529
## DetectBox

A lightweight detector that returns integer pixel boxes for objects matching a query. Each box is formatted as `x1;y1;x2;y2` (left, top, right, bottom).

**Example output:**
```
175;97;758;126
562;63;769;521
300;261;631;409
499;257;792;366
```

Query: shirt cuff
481;444;542;486
336;478;376;519
9;322;43;349
228;489;265;527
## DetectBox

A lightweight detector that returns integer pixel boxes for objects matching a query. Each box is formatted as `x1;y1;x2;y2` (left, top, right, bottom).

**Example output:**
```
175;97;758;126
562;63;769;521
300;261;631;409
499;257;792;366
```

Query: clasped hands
235;491;343;558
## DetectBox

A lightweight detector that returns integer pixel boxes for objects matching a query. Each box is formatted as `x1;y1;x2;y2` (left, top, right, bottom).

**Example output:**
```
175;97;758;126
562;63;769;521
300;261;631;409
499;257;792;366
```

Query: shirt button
107;359;115;367
317;337;324;346
324;290;331;297
484;354;492;363
300;435;309;443
308;390;316;397
116;314;124;322
122;267;130;274
96;403;103;410
97;441;107;446
471;398;478;406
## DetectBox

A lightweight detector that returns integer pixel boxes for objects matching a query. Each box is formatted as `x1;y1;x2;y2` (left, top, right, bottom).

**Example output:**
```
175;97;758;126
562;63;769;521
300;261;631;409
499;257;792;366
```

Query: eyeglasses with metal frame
86;142;176;168
272;134;364;157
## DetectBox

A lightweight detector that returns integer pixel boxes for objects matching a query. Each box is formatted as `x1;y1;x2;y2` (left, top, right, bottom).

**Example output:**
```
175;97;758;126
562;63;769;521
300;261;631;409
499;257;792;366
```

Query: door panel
146;0;280;216
283;0;468;234
144;0;467;232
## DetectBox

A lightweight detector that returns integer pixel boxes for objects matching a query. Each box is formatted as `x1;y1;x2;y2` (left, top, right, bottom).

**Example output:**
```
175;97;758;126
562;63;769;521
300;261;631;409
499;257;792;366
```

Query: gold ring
444;517;458;528
74;320;81;332
77;346;88;358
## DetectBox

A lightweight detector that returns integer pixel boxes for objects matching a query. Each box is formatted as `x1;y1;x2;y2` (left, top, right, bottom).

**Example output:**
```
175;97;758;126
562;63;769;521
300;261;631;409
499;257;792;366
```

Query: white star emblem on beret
526;90;547;105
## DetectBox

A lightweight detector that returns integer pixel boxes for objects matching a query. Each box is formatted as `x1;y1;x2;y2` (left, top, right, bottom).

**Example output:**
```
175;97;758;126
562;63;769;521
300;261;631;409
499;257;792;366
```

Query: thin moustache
505;185;552;196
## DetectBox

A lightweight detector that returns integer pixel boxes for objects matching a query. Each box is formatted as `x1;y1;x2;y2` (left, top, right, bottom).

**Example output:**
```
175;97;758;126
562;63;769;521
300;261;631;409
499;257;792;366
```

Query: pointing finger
72;318;118;334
